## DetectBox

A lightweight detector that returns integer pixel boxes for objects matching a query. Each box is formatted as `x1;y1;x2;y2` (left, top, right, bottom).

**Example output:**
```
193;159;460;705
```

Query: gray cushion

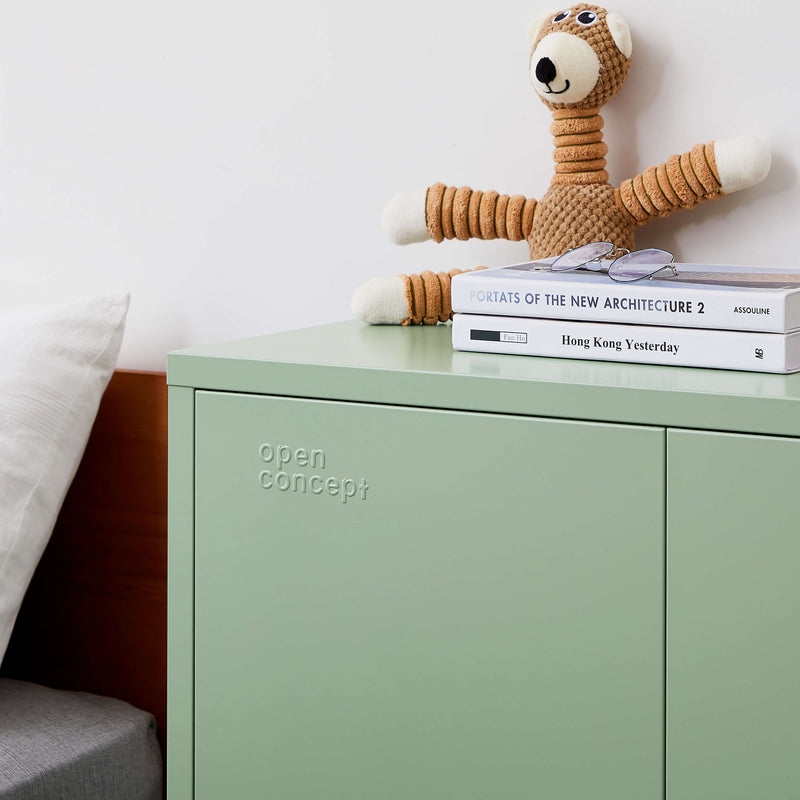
0;679;162;800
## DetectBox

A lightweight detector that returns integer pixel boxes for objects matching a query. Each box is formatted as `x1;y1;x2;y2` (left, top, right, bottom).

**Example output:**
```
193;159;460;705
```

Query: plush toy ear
528;9;558;47
606;12;632;58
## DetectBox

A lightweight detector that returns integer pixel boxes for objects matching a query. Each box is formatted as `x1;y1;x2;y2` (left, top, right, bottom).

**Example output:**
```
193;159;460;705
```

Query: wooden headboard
0;370;168;757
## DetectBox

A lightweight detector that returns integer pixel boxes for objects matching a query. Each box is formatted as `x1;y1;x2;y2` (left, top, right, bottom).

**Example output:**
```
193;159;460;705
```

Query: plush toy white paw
382;189;430;245
350;275;408;324
714;136;771;194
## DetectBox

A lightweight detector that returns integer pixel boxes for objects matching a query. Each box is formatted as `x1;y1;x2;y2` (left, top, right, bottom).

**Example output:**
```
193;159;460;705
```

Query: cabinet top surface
168;320;800;437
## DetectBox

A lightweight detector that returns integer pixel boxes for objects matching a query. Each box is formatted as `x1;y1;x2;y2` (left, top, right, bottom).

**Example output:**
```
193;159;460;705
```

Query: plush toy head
528;5;632;110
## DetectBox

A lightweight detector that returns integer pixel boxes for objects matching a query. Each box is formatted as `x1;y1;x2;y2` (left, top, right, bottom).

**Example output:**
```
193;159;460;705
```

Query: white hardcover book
450;262;800;333
452;314;800;373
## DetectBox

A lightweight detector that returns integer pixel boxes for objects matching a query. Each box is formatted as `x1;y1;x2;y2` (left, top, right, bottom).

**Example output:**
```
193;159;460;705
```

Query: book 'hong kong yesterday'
452;314;800;373
450;262;800;333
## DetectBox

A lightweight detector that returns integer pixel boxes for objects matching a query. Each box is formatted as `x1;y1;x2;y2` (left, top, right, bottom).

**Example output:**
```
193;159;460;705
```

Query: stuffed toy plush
352;4;771;325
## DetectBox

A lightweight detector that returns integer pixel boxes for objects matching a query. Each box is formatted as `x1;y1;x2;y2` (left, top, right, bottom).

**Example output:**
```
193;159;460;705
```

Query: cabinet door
667;430;800;800
194;391;664;800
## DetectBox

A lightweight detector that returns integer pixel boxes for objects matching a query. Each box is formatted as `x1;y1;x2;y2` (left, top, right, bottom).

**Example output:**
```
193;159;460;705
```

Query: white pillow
0;293;129;663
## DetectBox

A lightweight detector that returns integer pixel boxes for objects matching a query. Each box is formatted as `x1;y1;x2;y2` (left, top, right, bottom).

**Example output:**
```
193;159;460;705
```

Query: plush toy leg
352;268;480;325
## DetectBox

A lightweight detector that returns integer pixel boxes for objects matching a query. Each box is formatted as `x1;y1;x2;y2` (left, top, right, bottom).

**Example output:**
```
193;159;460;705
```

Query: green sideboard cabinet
167;321;800;800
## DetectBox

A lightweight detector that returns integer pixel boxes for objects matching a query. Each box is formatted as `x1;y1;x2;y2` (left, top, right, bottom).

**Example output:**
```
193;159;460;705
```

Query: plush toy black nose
535;57;557;84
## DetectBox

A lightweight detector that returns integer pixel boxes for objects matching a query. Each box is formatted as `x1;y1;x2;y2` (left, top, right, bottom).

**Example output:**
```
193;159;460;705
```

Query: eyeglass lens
550;241;615;271
607;248;674;282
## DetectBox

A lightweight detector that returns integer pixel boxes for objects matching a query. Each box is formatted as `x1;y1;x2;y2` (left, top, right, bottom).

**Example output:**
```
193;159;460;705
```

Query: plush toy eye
552;10;571;23
576;10;598;26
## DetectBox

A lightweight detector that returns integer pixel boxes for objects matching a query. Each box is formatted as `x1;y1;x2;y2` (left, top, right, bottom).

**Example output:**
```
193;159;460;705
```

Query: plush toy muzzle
532;33;601;103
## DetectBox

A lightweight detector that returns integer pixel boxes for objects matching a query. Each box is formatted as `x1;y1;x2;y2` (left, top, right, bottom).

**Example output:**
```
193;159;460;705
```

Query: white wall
0;0;794;370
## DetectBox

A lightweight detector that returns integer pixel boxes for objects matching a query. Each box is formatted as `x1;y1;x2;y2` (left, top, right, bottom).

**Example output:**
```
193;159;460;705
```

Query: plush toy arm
616;138;770;226
352;268;481;325
616;142;722;224
384;183;537;245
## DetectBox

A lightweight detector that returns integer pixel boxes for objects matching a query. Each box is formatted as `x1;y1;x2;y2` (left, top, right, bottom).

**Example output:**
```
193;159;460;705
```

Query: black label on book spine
471;329;501;342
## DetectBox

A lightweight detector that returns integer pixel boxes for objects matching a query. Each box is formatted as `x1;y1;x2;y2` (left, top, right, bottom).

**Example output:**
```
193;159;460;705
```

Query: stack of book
450;261;800;373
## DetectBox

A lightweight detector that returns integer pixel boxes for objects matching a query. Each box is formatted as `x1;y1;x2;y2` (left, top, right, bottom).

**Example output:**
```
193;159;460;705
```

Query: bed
0;296;167;799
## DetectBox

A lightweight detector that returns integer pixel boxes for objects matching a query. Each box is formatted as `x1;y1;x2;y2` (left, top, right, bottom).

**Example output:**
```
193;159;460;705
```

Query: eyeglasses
546;241;678;283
